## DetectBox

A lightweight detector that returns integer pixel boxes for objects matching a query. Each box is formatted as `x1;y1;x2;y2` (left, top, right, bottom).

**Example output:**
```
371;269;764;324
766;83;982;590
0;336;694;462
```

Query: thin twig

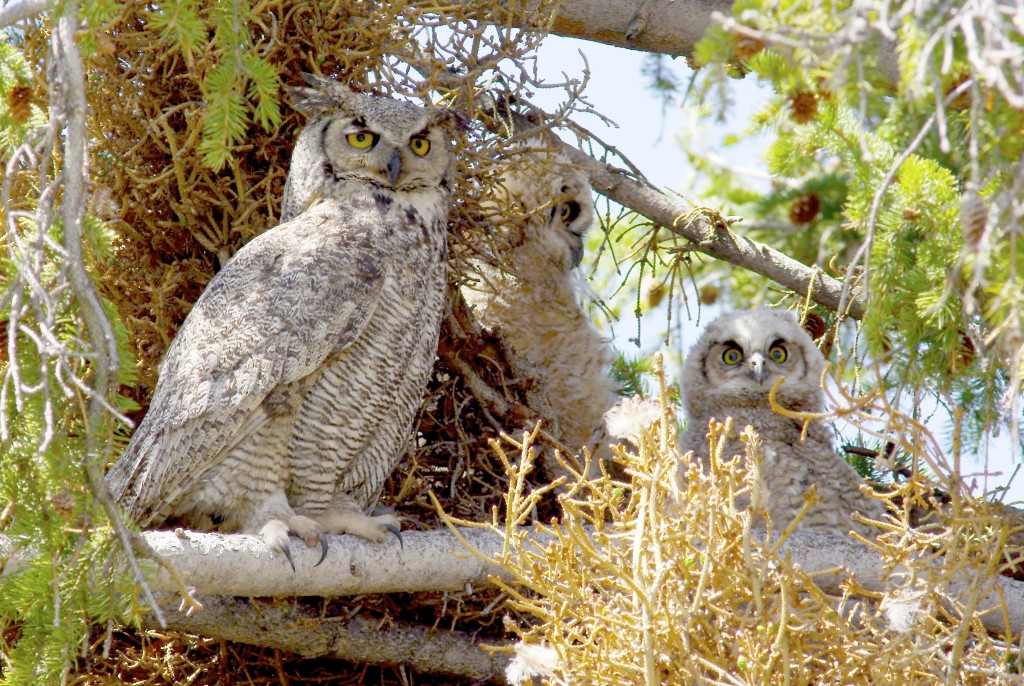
54;0;171;628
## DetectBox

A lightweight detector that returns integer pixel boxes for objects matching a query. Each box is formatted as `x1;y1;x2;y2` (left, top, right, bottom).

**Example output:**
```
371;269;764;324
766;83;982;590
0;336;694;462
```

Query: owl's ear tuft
288;73;357;115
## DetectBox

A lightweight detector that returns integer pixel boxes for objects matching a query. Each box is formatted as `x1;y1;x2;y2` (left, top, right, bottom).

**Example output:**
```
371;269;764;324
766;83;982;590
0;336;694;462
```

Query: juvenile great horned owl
464;148;616;469
106;75;458;564
678;309;885;537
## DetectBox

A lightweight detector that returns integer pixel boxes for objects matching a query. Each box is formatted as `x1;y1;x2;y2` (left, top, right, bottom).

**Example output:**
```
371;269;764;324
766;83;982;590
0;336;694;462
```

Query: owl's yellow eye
409;136;431;157
769;344;788;363
722;347;743;365
346;130;378;150
559;201;581;223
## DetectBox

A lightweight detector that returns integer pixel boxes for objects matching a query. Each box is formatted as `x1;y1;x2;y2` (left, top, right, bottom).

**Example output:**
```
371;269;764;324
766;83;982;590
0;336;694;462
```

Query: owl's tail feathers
104;436;161;528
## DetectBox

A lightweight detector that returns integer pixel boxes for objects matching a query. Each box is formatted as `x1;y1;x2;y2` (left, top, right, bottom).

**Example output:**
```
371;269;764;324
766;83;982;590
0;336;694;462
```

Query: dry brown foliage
432;358;1024;686
10;2;608;682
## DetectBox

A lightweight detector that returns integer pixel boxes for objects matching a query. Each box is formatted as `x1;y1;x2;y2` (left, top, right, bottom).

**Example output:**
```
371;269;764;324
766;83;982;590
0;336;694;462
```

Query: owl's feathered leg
309;493;402;546
245;490;326;571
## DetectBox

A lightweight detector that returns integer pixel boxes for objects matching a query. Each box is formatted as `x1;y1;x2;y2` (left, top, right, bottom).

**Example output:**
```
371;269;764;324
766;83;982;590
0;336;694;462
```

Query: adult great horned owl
106;75;458;564
678;309;885;537
464;148;616;468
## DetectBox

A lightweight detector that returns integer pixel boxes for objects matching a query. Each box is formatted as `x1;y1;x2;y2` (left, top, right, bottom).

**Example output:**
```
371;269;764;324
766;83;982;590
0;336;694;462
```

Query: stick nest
14;1;597;682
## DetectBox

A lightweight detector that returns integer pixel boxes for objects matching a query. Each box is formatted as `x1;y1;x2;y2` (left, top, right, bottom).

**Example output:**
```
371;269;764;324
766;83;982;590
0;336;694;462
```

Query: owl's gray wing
107;201;388;524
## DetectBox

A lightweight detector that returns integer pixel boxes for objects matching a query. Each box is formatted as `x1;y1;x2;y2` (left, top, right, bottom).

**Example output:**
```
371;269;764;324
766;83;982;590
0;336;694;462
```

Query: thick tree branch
131;528;1021;635
6;525;1022;673
554;137;867;318
779;529;1024;636
140;527;518;597
445;0;727;60
141;593;511;684
450;0;900;85
534;0;726;60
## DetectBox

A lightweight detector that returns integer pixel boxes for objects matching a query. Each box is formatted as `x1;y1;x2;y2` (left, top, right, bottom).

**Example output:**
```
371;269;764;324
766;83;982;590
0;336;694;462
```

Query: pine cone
8;85;32;124
788;91;819;124
789;192;821;225
959;184;987;249
733;34;765;62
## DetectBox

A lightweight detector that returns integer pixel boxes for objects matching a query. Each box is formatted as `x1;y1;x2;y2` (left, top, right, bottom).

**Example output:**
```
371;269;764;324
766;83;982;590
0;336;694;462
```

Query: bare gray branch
141;527;516;597
53;0;169;628
554;139;867;318
142;593;511;684
0;0;46;28
131;527;1023;635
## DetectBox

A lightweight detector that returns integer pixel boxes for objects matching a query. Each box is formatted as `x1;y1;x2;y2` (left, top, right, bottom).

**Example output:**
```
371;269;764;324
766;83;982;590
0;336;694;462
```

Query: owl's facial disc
327;118;435;189
721;343;768;385
717;337;793;390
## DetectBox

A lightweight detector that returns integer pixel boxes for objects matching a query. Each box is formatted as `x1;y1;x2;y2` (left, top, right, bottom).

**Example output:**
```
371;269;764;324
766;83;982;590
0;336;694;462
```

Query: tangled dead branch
456;360;1024;685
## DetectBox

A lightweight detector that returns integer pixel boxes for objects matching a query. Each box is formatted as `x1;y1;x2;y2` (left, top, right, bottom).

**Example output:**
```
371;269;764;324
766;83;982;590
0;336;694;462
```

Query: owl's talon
385;524;403;549
259;518;298;572
280;542;296;573
314;536;329;567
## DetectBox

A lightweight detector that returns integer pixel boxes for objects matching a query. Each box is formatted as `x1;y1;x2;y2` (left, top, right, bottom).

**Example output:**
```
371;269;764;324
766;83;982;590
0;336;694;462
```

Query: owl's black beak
748;353;767;385
387;149;402;186
569;233;584;268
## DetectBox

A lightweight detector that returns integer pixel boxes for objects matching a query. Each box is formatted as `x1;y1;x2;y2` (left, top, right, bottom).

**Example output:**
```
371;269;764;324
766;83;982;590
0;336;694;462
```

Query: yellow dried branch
474;364;1024;685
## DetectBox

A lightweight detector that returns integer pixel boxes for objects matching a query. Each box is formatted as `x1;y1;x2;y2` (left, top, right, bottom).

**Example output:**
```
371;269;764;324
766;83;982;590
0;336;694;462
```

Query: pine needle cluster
670;0;1024;446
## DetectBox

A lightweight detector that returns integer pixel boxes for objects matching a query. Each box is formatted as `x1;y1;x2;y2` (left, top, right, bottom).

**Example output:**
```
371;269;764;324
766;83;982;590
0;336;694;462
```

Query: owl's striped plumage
679;309;885;537
106;75;457;564
464;148;615;474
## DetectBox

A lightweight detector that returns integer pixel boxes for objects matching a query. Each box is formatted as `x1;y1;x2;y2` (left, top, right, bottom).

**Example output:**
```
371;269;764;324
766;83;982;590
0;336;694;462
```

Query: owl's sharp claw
314;536;329;567
281;542;296;573
259;519;297;571
385;524;403;549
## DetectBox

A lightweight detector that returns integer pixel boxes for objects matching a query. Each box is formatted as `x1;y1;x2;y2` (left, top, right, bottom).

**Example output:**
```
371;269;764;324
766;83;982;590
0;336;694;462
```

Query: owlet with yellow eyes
679;309;885;537
106;74;459;566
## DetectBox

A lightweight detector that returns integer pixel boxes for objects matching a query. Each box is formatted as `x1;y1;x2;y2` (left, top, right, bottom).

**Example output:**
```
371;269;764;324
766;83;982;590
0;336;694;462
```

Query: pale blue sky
527;34;1024;504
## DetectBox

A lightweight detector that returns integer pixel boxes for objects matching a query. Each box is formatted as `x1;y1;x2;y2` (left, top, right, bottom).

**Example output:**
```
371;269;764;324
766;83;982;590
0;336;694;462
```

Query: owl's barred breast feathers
106;75;458;560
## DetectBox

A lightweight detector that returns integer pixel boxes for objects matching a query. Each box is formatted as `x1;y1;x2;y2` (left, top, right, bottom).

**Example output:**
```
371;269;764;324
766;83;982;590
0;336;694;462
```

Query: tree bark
133;527;1021;635
448;0;900;85
141;593;511;684
528;0;728;60
554;142;866;318
0;0;47;28
775;529;1024;636
140;527;518;597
